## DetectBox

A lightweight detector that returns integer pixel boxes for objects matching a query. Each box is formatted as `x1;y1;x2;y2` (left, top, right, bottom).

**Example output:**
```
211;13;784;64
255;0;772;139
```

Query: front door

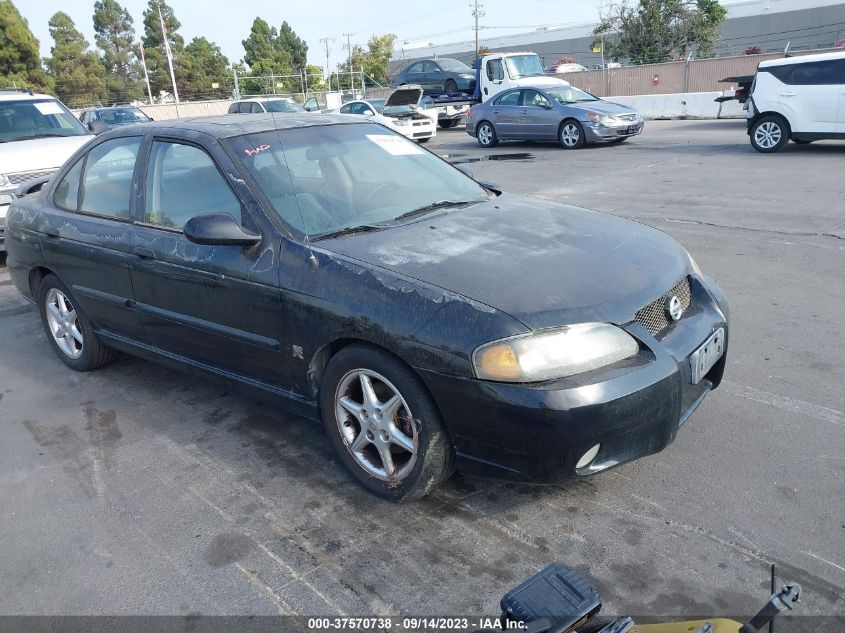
39;136;145;341
129;137;288;385
519;89;558;139
780;59;841;133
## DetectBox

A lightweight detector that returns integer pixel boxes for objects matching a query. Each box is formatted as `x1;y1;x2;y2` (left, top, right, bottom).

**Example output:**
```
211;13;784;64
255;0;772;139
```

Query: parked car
79;106;152;134
390;58;476;94
227;97;305;114
0;90;93;252
5;114;728;501
745;50;845;152
333;86;436;142
466;85;643;148
545;62;589;74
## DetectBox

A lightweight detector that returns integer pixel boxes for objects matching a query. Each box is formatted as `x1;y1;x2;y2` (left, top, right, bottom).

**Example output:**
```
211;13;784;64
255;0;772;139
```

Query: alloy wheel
478;124;493;146
334;369;417;481
561;123;581;147
754;121;782;149
45;288;84;359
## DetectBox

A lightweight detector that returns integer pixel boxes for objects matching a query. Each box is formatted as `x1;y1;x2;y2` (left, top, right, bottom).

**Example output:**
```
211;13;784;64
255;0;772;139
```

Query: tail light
466;106;472;119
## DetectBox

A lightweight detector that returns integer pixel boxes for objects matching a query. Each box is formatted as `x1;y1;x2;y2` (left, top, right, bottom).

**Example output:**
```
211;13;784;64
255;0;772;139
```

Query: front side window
486;59;504;81
423;61;439;73
228;123;487;237
76;137;140;218
522;89;550;108
0;98;89;143
144;141;241;230
790;60;843;85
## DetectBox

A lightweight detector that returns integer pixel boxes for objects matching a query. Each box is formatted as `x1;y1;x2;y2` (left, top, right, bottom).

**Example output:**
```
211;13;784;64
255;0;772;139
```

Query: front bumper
417;275;728;482
585;119;644;142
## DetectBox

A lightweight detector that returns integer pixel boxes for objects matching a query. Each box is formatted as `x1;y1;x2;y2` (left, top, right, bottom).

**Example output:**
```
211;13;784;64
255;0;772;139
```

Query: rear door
129;136;288;384
40;136;145;341
490;89;521;138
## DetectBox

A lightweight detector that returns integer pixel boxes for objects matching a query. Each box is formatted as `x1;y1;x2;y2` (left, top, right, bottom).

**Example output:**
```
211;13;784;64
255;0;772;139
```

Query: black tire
37;274;115;371
444;79;458;93
559;119;586;149
439;119;458;129
319;344;455;502
417;137;431;144
749;115;789;153
476;120;498;148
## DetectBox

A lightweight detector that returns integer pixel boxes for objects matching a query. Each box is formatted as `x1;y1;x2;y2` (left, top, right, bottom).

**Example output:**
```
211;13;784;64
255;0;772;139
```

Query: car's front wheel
476;121;498;147
320;344;454;501
560;120;586;149
38;274;115;371
750;115;789;153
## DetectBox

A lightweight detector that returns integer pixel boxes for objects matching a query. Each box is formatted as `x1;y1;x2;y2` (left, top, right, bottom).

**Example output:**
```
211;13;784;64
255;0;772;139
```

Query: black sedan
390;58;476;94
5;115;728;501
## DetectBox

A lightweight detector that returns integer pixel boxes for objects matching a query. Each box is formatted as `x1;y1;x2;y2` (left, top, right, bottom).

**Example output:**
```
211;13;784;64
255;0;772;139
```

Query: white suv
0;91;93;251
746;51;845;153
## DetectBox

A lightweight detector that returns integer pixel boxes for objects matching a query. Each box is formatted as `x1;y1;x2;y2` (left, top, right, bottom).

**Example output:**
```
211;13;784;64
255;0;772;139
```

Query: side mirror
184;213;261;247
88;120;108;134
456;164;474;179
16;175;53;197
541;102;553;109
363;110;374;116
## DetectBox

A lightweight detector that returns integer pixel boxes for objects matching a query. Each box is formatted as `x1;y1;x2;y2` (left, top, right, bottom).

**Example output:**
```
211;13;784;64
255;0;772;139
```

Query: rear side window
53;158;84;211
227;103;239;114
144;140;241;230
765;59;845;85
79;137;140;218
406;62;424;73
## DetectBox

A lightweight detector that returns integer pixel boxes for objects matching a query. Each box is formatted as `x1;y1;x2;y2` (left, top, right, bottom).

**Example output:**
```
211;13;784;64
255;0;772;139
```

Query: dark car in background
390;58;476;94
79;106;152;135
4;114;728;502
467;85;643;148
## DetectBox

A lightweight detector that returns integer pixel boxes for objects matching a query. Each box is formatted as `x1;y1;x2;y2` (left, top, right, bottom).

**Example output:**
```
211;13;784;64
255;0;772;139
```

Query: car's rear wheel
560;120;586;149
319;344;454;501
444;79;458;93
38;274;115;371
476;121;498;148
750;115;789;153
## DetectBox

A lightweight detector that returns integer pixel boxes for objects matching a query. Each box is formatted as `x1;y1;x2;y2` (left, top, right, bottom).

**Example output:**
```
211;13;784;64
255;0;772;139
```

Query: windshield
504;55;545;79
438;59;472;72
545;86;599;104
369;99;386;114
264;99;304;113
227;123;487;237
98;107;151;124
0;98;89;142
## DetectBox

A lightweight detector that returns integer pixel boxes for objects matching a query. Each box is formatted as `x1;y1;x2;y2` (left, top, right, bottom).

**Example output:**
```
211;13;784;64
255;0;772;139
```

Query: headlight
393;119;410;126
0;174;10;187
473;323;639;382
587;113;616;125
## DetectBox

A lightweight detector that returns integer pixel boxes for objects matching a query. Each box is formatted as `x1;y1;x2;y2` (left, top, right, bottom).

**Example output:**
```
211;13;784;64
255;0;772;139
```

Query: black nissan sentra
5;114;728;501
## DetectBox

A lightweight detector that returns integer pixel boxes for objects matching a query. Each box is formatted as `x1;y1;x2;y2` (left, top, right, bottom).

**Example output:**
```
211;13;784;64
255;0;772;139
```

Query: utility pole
343;33;354;90
471;0;485;58
319;37;333;82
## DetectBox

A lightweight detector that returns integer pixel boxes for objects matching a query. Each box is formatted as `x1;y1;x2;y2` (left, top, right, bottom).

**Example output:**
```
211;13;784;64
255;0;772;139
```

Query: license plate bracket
690;327;725;384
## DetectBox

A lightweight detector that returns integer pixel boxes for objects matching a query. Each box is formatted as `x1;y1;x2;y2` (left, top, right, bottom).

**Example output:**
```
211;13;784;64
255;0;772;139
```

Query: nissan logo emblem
666;295;683;321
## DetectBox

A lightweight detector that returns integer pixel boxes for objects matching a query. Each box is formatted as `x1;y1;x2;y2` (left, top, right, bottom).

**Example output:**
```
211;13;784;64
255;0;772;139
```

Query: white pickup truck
423;51;571;128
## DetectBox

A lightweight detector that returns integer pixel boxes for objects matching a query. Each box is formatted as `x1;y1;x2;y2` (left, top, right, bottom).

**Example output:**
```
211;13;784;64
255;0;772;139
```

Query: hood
320;194;690;329
386;86;424;107
580;100;637;116
0;135;93;176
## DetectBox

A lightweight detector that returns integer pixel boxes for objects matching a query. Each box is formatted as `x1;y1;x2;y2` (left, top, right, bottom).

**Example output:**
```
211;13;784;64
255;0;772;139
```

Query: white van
746;51;845;152
0;91;93;251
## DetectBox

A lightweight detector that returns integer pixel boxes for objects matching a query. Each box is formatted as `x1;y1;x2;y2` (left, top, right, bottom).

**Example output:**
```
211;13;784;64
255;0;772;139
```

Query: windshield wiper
312;223;388;241
392;199;479;223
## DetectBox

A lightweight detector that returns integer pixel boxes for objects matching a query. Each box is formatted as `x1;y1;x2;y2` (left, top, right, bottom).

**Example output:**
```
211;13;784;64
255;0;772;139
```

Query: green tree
46;12;107;107
278;21;308;70
335;34;396;88
181;36;230;100
93;0;143;102
141;0;184;97
0;0;53;92
594;0;727;64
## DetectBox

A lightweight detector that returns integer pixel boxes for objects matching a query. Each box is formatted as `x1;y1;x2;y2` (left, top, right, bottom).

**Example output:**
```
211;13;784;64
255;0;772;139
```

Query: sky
19;0;608;71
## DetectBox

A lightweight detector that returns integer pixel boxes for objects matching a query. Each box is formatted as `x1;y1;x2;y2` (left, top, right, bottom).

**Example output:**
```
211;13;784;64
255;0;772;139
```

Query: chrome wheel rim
755;121;781;149
478;124;493;145
45;288;83;359
335;369;418;481
561;123;581;146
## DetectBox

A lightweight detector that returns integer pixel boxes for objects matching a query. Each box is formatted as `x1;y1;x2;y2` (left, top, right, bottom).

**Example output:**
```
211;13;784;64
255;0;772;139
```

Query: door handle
44;227;59;239
133;246;156;260
780;92;796;97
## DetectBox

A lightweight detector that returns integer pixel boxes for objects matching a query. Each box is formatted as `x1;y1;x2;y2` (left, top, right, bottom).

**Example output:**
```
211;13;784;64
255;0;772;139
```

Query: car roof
759;50;845;68
96;112;362;139
0;92;58;102
235;97;296;103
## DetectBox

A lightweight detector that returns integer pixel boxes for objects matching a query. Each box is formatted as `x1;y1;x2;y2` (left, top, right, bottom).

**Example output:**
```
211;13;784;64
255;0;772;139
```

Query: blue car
466;85;644;149
390;58;476;94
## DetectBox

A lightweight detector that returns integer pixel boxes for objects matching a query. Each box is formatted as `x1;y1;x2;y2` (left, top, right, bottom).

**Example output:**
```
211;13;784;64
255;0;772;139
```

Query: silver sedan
466;85;644;149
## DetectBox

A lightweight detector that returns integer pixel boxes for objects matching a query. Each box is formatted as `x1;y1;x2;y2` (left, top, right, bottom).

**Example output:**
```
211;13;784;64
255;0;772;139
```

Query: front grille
635;277;691;336
8;168;58;185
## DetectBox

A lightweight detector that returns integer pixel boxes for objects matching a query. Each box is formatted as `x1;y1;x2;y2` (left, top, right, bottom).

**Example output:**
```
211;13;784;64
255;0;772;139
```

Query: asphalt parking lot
0;119;843;625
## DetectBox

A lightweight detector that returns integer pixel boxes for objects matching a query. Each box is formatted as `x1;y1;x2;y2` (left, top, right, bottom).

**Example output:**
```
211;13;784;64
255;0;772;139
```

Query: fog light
575;443;600;470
